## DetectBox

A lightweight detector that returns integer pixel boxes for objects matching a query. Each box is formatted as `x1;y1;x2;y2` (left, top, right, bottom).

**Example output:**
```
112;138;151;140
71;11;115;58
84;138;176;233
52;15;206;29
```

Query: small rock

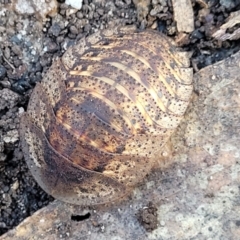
13;58;22;68
65;0;83;10
69;25;78;35
0;80;11;88
11;79;31;94
0;153;7;162
13;0;35;15
3;185;10;193
11;45;22;56
66;8;78;17
1;193;12;209
76;11;84;19
96;8;104;16
84;24;91;33
150;21;158;29
45;41;59;53
68;33;77;39
43;37;59;53
198;8;210;22
0;65;7;80
137;202;158;232
167;24;177;35
176;32;190;46
11;181;19;191
3;130;19;144
159;0;167;7
4;47;10;59
160;220;165;226
115;0;124;7
220;0;235;9
56;36;65;43
48;22;62;37
13;0;58;19
150;5;164;16
0;137;4;152
0;88;20;110
40;54;52;67
18;107;25;115
191;29;204;40
0;222;7;229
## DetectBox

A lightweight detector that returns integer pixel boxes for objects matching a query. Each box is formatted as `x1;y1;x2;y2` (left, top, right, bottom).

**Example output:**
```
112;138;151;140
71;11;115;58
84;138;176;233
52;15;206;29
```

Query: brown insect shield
19;26;193;205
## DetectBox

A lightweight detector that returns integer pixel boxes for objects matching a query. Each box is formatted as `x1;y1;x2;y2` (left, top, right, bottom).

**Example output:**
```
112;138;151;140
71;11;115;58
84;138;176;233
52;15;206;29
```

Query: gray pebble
45;41;59;53
150;5;164;16
159;0;167;7
76;11;84;19
4;47;10;59
0;65;7;80
3;186;9;193
191;29;204;40
115;0;124;7
0;222;7;228
88;11;94;20
13;58;21;68
0;80;11;88
69;25;78;35
40;55;52;67
220;0;235;9
97;8;104;16
11;45;22;56
48;22;62;37
56;36;65;43
84;23;91;33
68;33;77;39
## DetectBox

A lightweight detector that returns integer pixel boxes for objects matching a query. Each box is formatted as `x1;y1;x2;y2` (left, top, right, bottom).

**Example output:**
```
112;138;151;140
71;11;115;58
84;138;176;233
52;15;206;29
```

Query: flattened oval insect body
19;26;193;205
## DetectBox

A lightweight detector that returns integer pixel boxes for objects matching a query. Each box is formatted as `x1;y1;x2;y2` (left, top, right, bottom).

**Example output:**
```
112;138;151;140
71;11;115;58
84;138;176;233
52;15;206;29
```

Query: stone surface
1;49;240;240
172;0;194;33
65;0;83;10
0;89;20;111
13;0;58;19
213;10;240;41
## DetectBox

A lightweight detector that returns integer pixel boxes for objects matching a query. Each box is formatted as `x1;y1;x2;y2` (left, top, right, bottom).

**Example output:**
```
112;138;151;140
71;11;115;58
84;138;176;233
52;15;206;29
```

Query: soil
136;201;158;232
0;0;240;236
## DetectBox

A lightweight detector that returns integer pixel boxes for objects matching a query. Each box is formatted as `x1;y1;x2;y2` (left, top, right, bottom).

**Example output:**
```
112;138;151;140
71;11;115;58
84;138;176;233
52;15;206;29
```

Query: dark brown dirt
0;0;240;236
136;201;158;232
